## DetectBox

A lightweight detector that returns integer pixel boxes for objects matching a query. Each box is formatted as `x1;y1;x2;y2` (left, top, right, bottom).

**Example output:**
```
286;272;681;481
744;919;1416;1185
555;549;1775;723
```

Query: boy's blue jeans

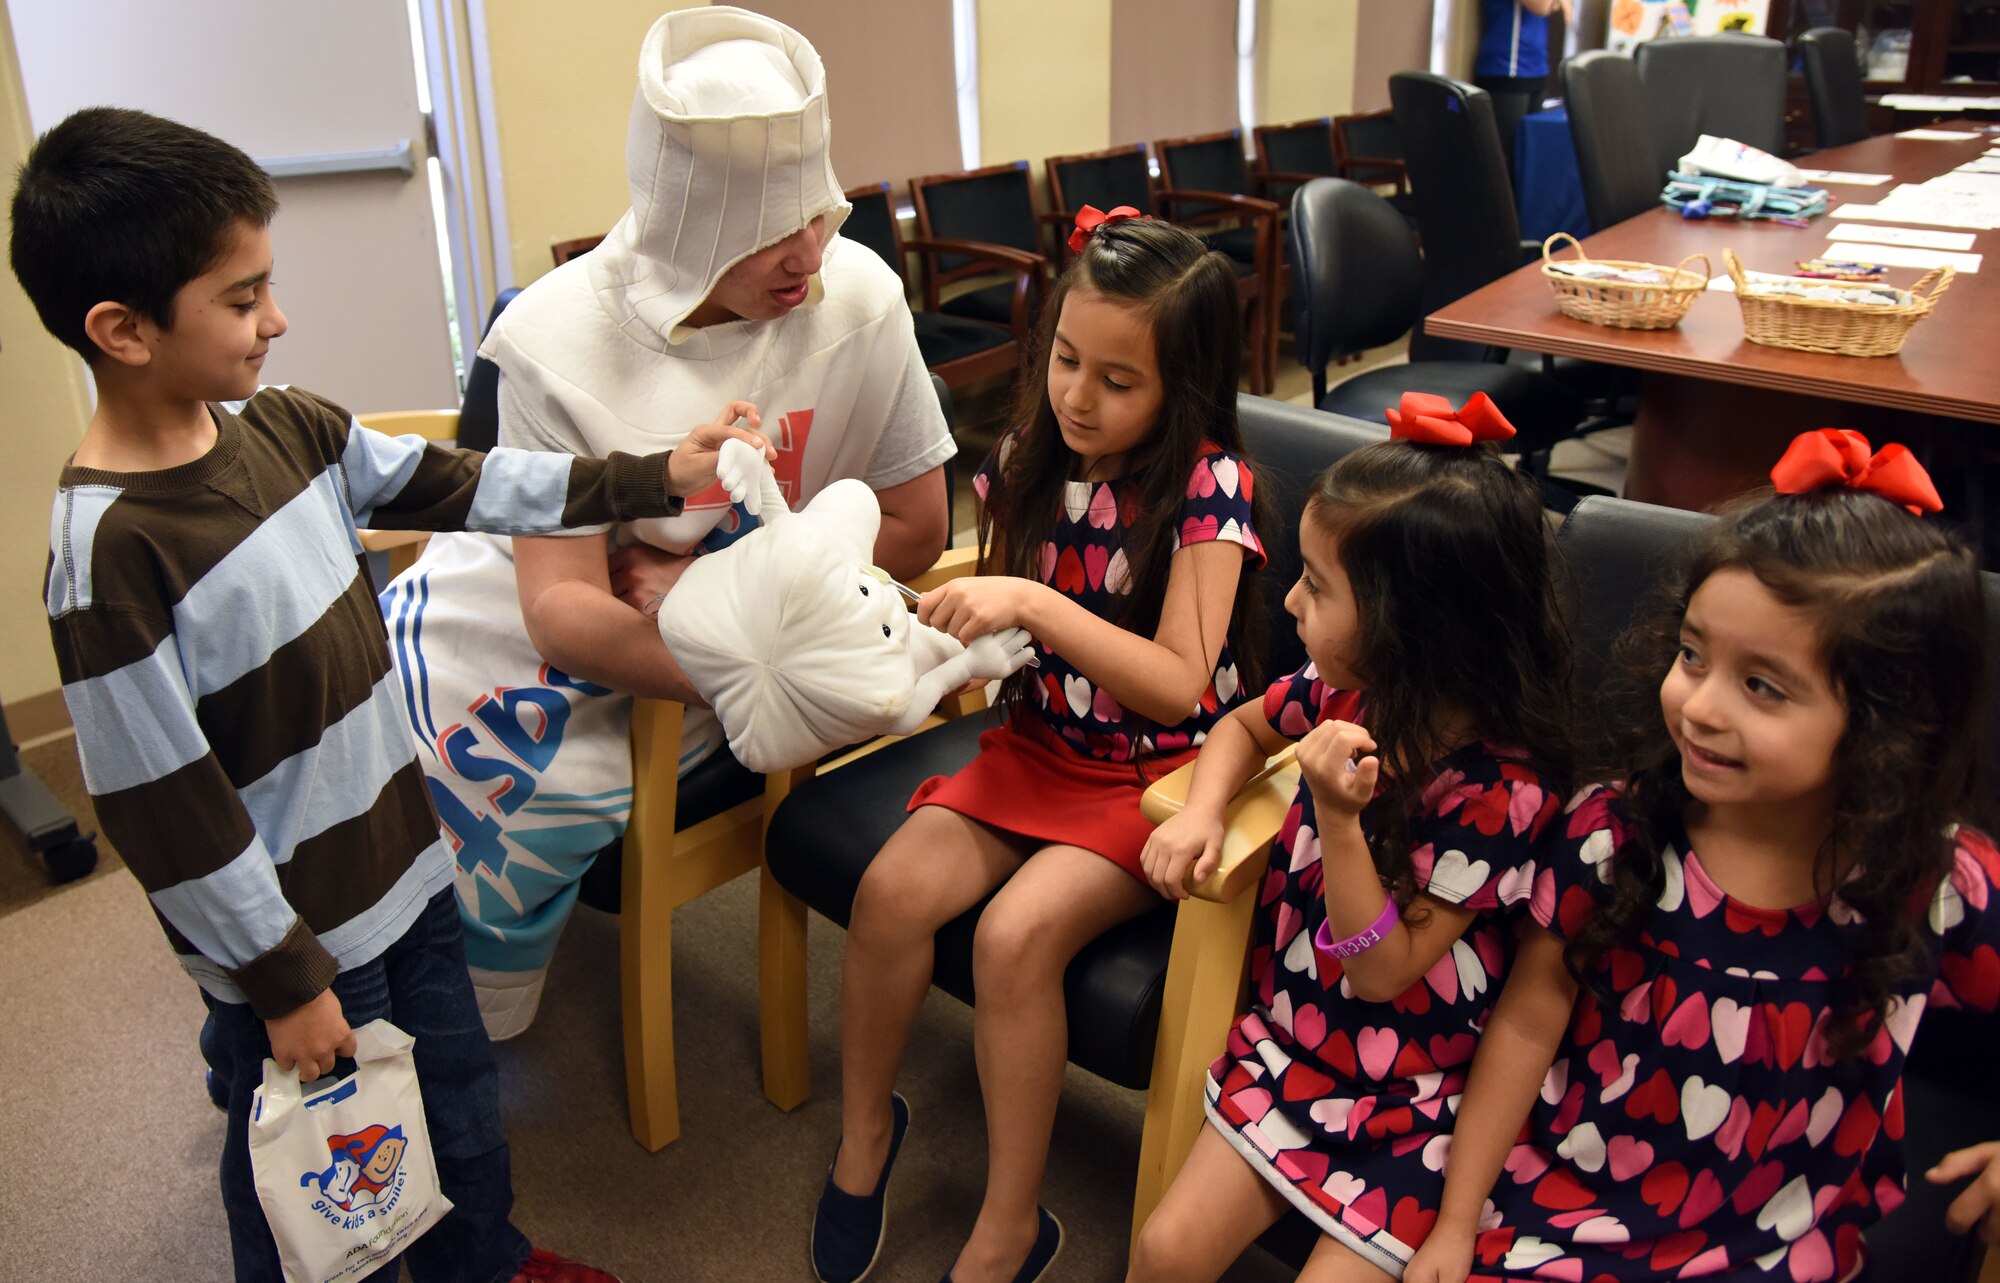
200;889;533;1283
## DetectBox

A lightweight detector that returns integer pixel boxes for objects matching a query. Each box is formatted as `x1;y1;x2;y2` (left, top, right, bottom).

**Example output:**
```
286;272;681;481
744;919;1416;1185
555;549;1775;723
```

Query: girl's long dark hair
978;217;1271;723
1310;441;1575;906
1569;487;1988;1060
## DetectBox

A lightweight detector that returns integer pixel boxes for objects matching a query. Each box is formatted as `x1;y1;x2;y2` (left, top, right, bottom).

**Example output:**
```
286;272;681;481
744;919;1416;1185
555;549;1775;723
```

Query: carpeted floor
0;729;1293;1282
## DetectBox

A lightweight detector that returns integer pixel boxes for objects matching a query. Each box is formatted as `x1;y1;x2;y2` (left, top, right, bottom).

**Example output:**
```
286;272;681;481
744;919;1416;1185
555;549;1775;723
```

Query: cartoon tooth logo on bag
300;1124;408;1216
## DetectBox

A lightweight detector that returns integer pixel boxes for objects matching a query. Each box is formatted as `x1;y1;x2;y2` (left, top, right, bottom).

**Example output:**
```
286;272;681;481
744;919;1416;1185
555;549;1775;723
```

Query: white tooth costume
380;7;953;1039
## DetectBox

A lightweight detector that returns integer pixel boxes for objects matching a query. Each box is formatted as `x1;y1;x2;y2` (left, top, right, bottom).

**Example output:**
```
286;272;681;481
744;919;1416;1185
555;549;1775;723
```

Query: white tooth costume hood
582;6;850;346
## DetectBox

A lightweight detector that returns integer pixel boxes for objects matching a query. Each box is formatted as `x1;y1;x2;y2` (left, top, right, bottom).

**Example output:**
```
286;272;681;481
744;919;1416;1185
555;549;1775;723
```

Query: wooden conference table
1426;128;2000;509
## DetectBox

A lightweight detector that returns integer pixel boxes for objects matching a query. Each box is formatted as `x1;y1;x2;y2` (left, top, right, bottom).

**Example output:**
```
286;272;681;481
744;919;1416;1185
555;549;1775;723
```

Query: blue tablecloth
1515;106;1592;245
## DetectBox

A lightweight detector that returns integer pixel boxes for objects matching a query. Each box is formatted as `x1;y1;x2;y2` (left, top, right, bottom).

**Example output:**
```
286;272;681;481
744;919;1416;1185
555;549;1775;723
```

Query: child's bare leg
952;844;1157;1282
833;805;1028;1195
1298;1232;1399;1283
1126;1124;1292;1283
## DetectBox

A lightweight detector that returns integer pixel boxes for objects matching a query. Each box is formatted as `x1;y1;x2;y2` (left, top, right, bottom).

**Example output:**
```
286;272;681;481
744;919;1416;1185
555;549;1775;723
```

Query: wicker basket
1541;233;1710;330
1724;247;1953;358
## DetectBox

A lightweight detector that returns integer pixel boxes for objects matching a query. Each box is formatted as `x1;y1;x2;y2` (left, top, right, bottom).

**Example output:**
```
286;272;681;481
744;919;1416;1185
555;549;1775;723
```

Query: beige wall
1260;0;1361;125
1354;0;1437;111
0;0;91;715
979;0;1112;170
481;0;708;285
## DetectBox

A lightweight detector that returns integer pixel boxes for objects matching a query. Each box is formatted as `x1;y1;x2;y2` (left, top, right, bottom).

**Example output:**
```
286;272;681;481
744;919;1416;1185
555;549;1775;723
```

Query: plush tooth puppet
658;439;1035;773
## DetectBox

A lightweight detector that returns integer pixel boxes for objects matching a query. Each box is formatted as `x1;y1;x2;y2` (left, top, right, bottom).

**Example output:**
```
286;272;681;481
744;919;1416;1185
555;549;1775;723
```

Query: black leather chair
1331;108;1416;225
1287;177;1583;464
1389;72;1536;362
1153;129;1284;393
1635;34;1788;175
841;181;1031;396
453;288;520;454
1043;142;1278;394
1801;27;1872;150
1563;50;1670;231
909;161;1059;338
1253;116;1341;208
762;394;1383;1240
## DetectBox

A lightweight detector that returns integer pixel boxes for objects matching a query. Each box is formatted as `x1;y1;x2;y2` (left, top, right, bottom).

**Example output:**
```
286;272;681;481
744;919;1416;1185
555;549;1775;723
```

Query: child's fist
1297;719;1379;818
265;988;356;1083
1141;808;1226;901
667;401;771;497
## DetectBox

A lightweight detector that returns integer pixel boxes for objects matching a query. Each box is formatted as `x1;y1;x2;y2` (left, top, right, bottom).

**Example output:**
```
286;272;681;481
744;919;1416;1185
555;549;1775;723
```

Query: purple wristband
1313;895;1400;959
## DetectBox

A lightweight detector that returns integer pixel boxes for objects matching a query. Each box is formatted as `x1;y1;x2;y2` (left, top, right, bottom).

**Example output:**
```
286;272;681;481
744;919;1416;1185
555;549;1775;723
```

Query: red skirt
907;714;1199;883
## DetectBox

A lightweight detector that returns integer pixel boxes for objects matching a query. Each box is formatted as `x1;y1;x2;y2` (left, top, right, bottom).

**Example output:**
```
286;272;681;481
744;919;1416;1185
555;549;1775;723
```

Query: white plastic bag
1678;134;1807;189
249;1019;453;1283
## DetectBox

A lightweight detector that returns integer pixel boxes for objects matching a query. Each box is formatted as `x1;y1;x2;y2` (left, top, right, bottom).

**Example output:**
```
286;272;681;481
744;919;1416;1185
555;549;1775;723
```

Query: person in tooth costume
383;6;953;1039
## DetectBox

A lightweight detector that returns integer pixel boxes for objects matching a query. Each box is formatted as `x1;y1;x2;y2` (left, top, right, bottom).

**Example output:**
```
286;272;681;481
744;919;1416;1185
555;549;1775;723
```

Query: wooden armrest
1140;746;1300;904
358;528;432;553
902;236;1047;274
1257;169;1326;188
1156;189;1282;219
900;543;980;594
357;409;460;442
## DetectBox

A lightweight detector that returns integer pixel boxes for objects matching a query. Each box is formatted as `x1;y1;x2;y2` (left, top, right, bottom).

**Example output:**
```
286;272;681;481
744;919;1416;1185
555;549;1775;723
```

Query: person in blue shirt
1475;0;1569;174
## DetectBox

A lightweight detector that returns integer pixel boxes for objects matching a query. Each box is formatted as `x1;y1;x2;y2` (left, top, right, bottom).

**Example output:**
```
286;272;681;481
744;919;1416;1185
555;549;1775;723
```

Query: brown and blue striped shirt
45;385;680;1019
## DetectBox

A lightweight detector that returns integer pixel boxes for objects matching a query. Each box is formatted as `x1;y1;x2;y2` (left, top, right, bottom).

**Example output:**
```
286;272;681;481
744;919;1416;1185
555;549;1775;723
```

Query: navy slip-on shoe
938;1207;1063;1283
811;1092;910;1283
1012;1208;1063;1283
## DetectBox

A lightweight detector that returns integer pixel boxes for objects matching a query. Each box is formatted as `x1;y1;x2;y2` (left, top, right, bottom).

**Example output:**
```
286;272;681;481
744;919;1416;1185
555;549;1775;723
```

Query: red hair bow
1385;392;1518;446
1068;204;1146;254
1769;428;1942;515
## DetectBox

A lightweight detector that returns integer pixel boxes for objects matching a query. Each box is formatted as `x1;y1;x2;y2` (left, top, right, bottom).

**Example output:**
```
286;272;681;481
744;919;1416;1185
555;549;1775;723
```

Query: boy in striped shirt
11;106;768;1283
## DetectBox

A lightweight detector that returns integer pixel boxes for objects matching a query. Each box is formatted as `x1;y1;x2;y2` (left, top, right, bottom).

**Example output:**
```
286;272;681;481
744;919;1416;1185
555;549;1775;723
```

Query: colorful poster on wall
1690;0;1771;34
1608;0;1668;53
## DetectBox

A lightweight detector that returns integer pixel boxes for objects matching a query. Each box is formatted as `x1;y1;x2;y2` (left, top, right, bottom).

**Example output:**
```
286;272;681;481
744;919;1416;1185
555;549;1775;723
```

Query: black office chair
1389;72;1536;362
1635;34;1788;174
762;394;1383;1239
1287;177;1584;467
1554;492;2000;1283
1391;71;1638;441
1563;50;1671;231
1800;27;1872;150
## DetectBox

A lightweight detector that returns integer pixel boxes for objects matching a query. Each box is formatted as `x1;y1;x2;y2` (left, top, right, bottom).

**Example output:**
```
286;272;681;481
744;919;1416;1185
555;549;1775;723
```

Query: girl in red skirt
809;213;1270;1283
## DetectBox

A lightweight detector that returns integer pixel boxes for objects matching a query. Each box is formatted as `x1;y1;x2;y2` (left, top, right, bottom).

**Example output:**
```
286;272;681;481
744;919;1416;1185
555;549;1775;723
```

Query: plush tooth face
657;478;920;772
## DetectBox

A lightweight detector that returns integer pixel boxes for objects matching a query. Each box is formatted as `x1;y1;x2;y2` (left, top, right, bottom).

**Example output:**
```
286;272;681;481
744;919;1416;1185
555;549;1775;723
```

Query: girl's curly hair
1569;486;1988;1060
1307;440;1575;907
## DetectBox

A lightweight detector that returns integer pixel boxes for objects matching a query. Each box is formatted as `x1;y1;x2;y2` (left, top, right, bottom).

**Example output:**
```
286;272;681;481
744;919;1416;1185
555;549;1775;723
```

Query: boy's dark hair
10;106;277;362
1306;440;1575;909
1572;486;1988;1061
979;217;1271;729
